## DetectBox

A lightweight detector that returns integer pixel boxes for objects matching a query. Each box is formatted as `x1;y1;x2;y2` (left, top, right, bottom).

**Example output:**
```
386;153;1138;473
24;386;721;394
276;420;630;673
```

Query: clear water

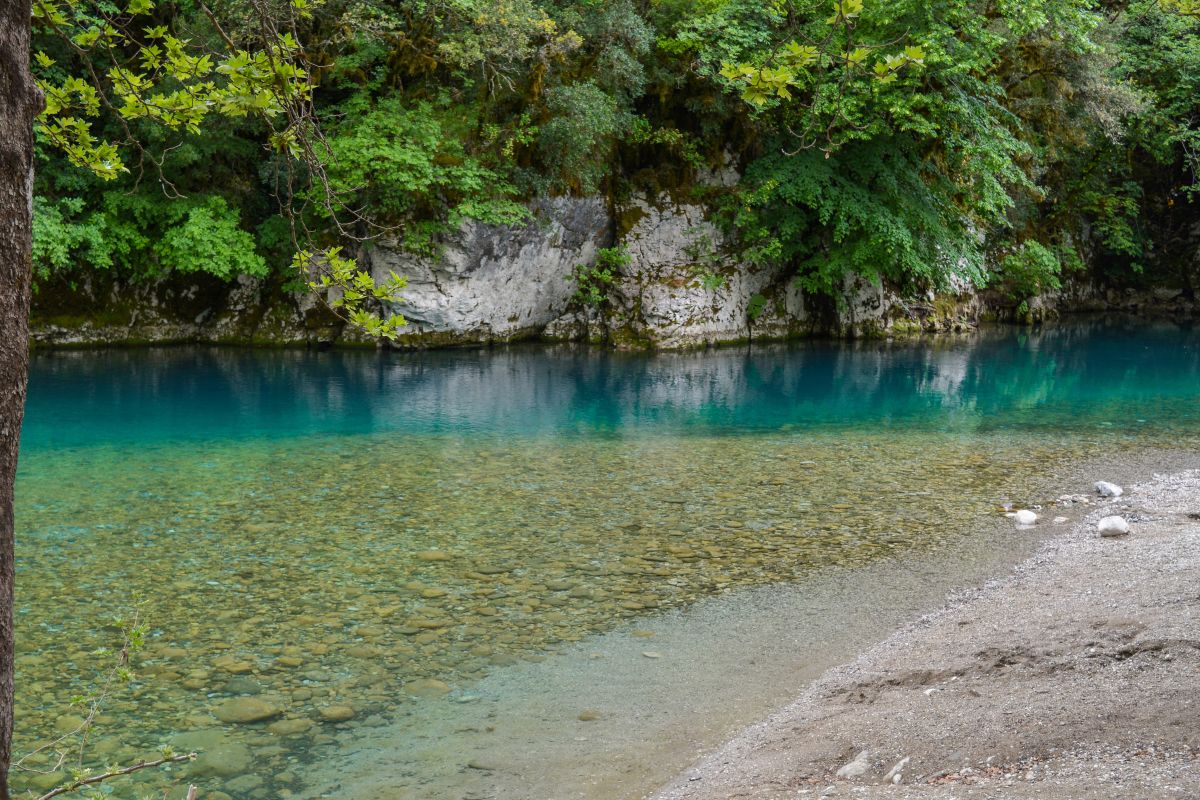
12;319;1200;799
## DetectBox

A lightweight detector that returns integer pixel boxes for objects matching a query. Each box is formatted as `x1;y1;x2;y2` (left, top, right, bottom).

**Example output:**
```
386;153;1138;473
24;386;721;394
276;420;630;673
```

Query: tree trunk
0;1;38;797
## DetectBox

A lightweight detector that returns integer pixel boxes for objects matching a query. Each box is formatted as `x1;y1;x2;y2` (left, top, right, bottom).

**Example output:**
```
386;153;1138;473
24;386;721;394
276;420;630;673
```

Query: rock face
367;197;611;347
605;193;802;349
545;192;984;348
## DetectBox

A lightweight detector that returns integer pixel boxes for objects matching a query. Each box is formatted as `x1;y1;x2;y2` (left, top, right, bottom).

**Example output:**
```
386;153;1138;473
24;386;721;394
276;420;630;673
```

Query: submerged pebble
318;705;356;722
212;698;281;724
405;678;452;697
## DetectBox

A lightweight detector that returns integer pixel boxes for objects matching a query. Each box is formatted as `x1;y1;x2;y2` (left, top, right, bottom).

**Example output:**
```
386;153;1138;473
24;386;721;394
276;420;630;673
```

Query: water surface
13;320;1200;799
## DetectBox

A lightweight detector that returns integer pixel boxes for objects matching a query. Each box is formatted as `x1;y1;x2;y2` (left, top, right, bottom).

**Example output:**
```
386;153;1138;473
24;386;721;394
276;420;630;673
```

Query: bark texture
0;1;38;797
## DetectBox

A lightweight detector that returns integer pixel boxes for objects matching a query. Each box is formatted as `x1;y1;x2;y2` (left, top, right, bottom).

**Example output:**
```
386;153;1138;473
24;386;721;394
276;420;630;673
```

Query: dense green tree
29;0;1197;310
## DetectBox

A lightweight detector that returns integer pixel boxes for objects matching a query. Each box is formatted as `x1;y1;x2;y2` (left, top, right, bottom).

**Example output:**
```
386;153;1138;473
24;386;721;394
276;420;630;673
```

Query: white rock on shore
884;756;910;784
1098;515;1131;537
1014;509;1038;527
1095;481;1124;498
835;750;871;779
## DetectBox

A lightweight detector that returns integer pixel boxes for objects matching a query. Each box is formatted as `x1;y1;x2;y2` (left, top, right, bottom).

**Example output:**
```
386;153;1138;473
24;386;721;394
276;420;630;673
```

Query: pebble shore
652;469;1200;799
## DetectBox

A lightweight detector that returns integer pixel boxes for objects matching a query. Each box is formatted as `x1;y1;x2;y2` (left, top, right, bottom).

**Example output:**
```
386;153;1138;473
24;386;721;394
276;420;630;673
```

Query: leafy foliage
33;191;267;280
732;139;989;296
32;0;407;337
538;82;623;194
320;97;528;251
999;241;1067;314
747;292;768;321
302;247;408;339
572;246;630;308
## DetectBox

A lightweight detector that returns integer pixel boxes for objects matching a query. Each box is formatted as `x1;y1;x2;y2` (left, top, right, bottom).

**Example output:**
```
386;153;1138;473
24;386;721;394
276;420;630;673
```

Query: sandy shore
651;470;1200;799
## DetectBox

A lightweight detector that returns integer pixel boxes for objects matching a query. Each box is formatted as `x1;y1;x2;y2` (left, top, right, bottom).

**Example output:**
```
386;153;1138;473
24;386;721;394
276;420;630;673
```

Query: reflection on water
23;318;1200;447
12;320;1200;799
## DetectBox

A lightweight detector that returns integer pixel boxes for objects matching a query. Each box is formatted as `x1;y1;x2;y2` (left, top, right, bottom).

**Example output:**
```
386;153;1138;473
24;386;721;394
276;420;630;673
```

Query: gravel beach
651;470;1200;800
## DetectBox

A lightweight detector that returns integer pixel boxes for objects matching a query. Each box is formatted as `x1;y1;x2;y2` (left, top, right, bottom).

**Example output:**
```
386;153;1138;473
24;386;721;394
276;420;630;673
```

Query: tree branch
35;754;196;800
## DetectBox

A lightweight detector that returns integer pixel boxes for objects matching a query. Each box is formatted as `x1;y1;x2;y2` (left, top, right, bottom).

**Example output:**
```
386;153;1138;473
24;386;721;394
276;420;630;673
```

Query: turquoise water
11;319;1200;799
22;320;1200;448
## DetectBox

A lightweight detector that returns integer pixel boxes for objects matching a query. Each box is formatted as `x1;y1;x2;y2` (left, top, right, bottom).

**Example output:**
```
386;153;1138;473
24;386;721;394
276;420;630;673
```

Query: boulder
371;197;611;346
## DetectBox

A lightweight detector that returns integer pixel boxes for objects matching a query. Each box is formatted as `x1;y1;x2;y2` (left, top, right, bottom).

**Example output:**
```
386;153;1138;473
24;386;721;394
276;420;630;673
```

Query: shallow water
12;320;1200;799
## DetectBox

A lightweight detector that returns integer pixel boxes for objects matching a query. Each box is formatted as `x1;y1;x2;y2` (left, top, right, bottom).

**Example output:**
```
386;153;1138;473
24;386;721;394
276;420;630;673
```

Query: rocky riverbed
11;430;1090;799
652;469;1200;799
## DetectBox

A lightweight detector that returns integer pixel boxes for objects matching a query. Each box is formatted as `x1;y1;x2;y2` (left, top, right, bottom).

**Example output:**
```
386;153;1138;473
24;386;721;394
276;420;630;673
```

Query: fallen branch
35;754;196;800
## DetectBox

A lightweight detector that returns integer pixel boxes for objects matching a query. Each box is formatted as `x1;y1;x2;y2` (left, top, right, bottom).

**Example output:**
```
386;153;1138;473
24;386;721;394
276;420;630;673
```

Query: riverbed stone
474;567;510;577
345;644;381;659
222;676;263;695
406;678;451;697
170;728;231;756
1014;509;1038;527
267;717;314;735
27;771;65;792
212;697;282;724
224;774;265;793
53;714;86;734
192;741;254;777
319;705;356;722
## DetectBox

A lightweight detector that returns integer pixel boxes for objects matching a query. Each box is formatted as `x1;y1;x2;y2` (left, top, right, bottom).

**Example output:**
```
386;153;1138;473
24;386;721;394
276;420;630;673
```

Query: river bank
284;453;1198;800
27;261;1200;350
651;468;1200;800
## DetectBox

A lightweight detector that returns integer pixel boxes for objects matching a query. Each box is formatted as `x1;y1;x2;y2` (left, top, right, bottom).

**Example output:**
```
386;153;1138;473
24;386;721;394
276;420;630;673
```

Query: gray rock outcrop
368;197;610;346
